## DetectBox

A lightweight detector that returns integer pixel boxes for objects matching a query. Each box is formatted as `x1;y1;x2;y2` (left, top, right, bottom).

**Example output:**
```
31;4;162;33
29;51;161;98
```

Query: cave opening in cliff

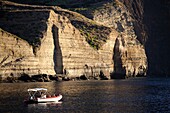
52;25;63;74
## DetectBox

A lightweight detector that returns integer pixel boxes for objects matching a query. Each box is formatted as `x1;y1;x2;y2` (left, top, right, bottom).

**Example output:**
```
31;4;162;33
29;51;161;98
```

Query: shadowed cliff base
110;73;126;79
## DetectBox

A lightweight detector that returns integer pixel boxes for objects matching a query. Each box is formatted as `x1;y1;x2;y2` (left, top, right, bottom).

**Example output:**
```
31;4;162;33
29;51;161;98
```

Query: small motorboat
24;88;62;104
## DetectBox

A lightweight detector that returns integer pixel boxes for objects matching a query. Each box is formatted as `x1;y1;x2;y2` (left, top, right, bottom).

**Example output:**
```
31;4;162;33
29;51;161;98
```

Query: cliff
85;0;147;78
116;0;170;77
0;0;148;81
0;11;57;81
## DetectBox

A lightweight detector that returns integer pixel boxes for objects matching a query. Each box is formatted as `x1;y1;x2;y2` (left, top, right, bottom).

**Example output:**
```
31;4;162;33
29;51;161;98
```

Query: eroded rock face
0;10;56;81
0;28;37;81
92;1;147;77
48;11;118;79
0;8;118;80
0;0;148;81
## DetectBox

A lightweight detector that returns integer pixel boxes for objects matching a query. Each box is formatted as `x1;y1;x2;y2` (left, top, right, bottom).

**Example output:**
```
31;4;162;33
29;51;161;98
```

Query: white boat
24;88;62;104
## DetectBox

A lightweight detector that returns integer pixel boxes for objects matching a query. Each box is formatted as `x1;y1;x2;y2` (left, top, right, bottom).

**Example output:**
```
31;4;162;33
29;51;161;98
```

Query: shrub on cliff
71;20;111;50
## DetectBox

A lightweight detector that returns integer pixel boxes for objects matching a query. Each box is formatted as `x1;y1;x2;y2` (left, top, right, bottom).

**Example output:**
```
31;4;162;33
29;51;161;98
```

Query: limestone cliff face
0;12;57;81
85;1;147;77
44;10;118;78
0;28;33;79
0;8;118;80
0;28;50;80
0;0;148;80
118;0;147;44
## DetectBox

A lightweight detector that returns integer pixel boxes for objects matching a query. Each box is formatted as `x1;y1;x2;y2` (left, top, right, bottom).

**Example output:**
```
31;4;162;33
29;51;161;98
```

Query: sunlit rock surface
0;0;149;81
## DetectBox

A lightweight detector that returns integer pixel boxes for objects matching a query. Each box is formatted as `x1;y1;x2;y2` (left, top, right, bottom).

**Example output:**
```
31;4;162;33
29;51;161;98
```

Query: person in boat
41;93;46;98
30;96;34;100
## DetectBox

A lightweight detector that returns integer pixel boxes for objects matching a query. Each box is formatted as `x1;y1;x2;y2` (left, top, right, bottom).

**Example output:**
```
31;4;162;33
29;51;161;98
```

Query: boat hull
24;95;62;104
37;95;62;103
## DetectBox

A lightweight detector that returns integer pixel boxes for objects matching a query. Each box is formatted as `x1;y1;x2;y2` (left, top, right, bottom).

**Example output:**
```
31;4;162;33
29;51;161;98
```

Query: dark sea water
0;77;170;113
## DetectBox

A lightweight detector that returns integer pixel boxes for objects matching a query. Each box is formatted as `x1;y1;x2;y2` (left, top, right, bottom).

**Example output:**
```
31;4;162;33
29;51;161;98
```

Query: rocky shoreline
0;72;111;83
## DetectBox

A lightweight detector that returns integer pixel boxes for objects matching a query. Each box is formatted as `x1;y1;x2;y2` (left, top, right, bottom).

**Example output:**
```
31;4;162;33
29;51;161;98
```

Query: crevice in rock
52;25;63;74
111;37;126;79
